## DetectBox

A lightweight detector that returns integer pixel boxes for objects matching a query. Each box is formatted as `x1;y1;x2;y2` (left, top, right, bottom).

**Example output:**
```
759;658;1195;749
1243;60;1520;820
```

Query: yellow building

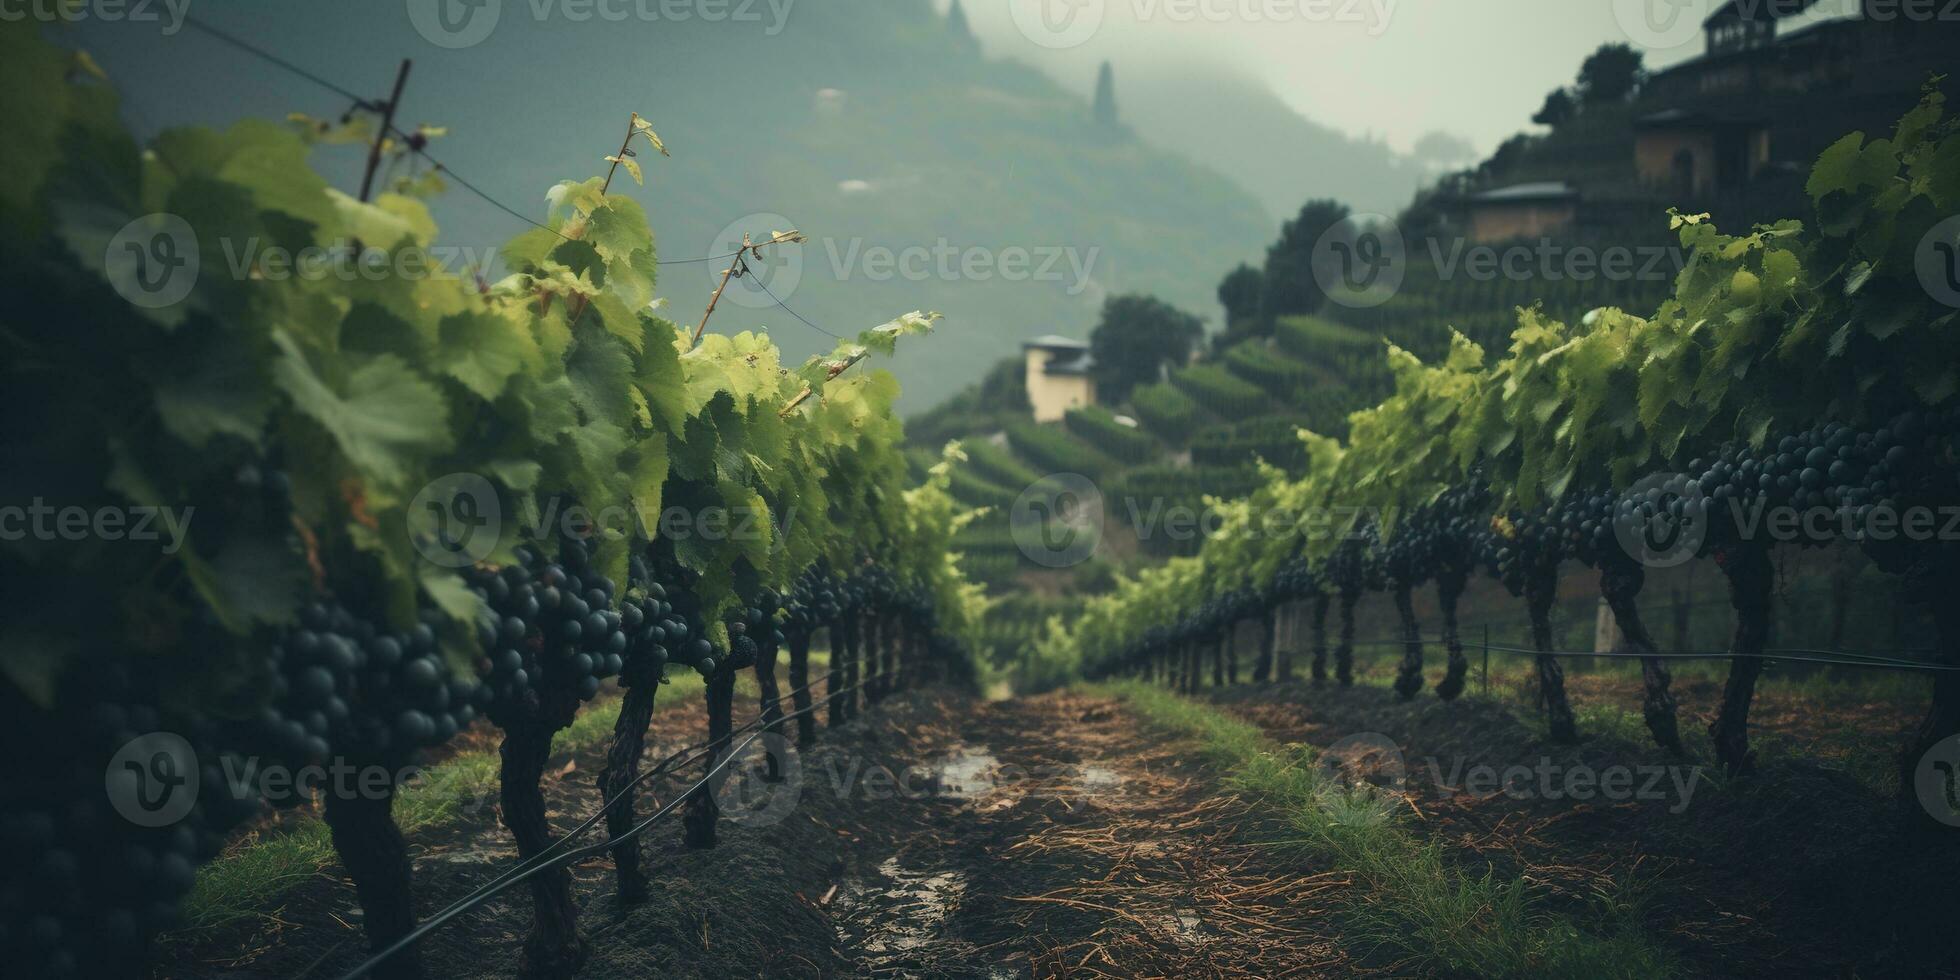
1023;336;1095;423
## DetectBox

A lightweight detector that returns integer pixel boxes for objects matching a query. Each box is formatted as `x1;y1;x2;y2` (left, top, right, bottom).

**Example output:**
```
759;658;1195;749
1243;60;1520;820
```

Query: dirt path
824;691;1349;977
158;687;1351;979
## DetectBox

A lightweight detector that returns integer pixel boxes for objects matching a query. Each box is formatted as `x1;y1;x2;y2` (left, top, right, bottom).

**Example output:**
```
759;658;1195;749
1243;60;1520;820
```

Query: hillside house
1464;182;1579;243
1023;336;1095;423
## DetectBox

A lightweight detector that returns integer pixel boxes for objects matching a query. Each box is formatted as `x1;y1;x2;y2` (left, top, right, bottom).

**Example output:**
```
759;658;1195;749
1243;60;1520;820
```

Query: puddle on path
1075;765;1122;797
929;745;1001;799
834;856;969;973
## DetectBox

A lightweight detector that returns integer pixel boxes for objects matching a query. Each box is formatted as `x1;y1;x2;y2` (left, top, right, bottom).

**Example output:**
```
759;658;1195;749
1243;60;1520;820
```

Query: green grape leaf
272;332;452;489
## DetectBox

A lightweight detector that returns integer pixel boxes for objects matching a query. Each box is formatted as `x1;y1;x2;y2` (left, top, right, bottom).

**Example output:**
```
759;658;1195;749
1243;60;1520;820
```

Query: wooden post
358;59;413;203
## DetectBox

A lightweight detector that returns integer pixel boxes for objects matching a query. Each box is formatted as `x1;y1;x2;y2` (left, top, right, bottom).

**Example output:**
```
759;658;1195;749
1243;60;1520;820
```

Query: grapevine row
0;25;984;980
1063;86;1960;821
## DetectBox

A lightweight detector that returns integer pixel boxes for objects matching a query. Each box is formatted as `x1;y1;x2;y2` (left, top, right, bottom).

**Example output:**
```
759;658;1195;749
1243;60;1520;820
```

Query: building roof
1468;181;1577;204
1635;107;1766;129
1042;354;1095;377
1704;0;1819;25
1024;335;1090;351
1653;8;1860;80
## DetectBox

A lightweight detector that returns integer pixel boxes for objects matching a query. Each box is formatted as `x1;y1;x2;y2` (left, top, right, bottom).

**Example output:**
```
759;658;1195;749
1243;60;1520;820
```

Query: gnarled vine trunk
1227;626;1241;685
1709;544;1774;776
755;635;786;781
597;663;663;902
1253;609;1277;683
788;631;816;750
1598;561;1683;754
1311;593;1331;684
1336;589;1358;687
500;706;589;978
1435;570;1470;701
1904;576;1960;828
1392;584;1425;700
1276;602;1297;682
684;667;736;848
863;612;883;704
321;784;422;980
1523;562;1578;743
840;615;861;722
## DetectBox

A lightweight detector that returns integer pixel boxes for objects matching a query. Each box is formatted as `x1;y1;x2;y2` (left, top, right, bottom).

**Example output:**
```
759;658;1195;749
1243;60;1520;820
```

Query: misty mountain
76;0;1271;414
1114;64;1431;220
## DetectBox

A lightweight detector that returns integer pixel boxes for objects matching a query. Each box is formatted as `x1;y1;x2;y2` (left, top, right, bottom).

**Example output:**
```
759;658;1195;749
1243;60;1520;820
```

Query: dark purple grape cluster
239;600;478;804
0;657;257;978
469;538;626;728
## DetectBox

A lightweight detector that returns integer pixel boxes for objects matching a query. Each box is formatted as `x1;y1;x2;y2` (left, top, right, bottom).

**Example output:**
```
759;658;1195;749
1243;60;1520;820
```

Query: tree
947;0;978;53
1532;88;1577;128
1089;295;1204;404
1476;133;1534;183
1261;200;1351;320
1093;61;1118;128
1576;43;1645;105
1217;264;1265;334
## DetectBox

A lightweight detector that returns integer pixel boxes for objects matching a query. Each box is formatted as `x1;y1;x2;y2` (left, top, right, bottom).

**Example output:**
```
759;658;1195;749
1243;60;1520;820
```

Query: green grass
175;672;709;937
1092;681;1677;979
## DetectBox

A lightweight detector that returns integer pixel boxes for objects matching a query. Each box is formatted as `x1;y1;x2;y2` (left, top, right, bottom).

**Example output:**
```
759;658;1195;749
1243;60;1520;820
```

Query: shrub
962;438;1042;489
1170;364;1268;421
1005;419;1119;480
1065;405;1160;464
1129;381;1203;444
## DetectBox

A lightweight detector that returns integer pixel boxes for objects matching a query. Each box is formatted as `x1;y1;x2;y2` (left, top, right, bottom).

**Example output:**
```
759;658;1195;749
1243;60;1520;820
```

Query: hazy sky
947;0;1857;155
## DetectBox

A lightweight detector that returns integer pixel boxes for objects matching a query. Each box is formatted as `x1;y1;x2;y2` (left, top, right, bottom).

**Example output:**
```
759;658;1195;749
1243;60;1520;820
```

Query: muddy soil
158;687;1348;979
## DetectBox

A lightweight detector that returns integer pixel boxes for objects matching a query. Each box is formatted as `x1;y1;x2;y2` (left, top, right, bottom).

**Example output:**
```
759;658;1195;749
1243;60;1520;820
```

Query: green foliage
1088;294;1205;405
962;437;1042;489
1051;86;1960;679
1004;419;1119;481
1128;381;1204;445
1262;199;1351;319
1216;262;1266;335
1221;340;1319;399
1191;416;1314;471
1065;405;1160;464
1577;42;1646;105
1170;364;1269;421
0;23;978;711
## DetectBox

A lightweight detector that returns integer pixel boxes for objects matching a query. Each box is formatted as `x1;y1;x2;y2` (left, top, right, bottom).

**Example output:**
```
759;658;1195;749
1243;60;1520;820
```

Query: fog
946;0;1860;156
